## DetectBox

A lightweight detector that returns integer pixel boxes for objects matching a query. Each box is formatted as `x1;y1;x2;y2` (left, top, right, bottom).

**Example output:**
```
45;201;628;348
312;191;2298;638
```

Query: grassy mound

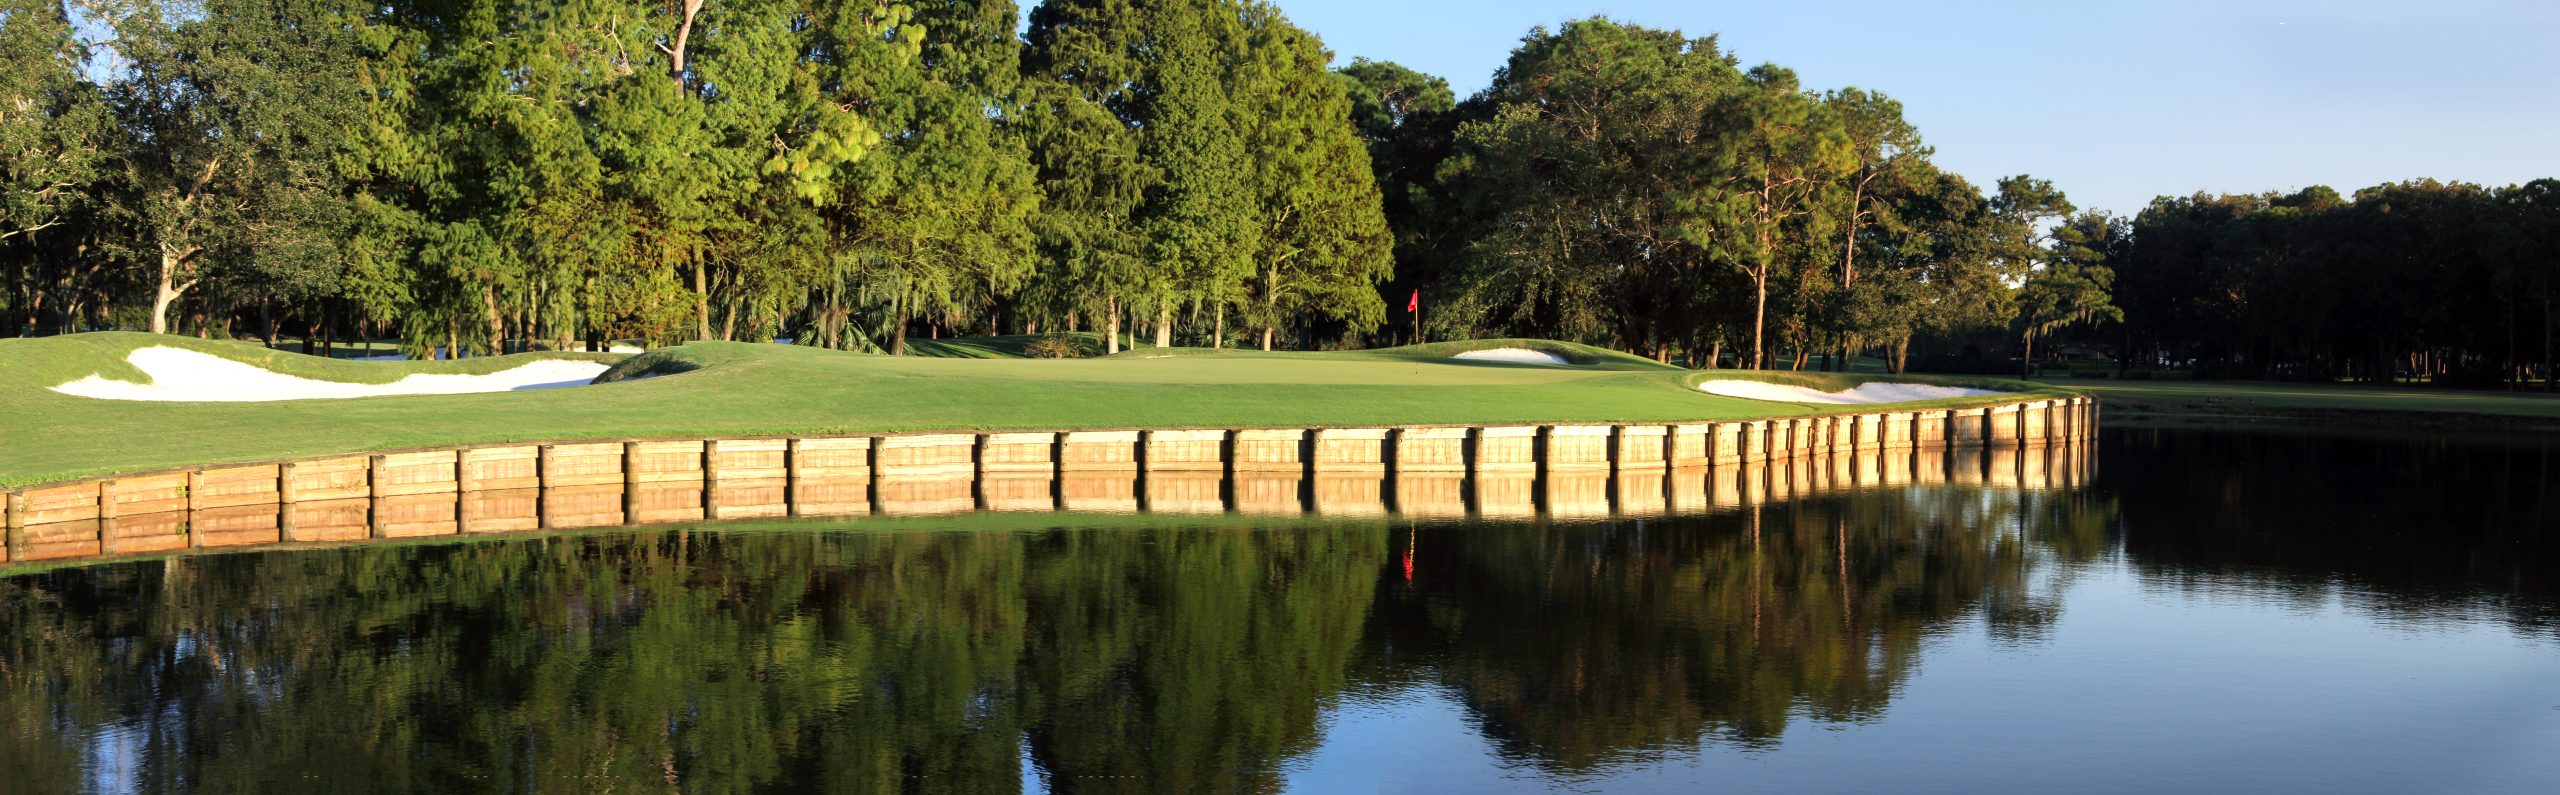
0;332;2063;486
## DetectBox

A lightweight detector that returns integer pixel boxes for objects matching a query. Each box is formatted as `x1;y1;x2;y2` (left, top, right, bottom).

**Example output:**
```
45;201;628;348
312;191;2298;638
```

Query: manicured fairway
0;332;2062;486
2048;377;2560;424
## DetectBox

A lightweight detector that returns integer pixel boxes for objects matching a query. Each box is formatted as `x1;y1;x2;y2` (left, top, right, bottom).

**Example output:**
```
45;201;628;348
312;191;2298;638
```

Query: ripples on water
0;427;2554;794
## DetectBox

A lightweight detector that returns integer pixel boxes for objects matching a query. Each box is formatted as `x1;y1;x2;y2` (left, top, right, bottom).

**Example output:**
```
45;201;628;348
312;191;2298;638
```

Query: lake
0;426;2552;793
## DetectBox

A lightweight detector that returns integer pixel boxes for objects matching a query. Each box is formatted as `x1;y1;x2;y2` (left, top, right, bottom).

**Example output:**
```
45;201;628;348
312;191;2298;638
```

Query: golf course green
0;332;2067;487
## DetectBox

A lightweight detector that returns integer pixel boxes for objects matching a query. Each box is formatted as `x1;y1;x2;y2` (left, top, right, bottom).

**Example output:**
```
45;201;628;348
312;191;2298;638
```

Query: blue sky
1251;0;2560;215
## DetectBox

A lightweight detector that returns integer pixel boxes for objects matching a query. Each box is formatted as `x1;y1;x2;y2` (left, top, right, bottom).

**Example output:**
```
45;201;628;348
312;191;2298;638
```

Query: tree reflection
0;526;1385;794
10;439;2545;794
1366;486;2112;772
2106;428;2560;637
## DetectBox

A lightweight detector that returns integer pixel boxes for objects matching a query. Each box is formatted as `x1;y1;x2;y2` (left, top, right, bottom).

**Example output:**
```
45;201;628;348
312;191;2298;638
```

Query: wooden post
454;448;481;531
784;438;804;517
534;445;555;529
622;441;641;524
177;471;200;549
98;479;120;555
4;490;23;561
367;455;390;538
277;462;301;542
456;448;482;494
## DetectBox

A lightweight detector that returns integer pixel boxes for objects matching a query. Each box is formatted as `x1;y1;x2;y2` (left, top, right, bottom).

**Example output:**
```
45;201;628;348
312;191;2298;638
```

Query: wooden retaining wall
1;396;2099;568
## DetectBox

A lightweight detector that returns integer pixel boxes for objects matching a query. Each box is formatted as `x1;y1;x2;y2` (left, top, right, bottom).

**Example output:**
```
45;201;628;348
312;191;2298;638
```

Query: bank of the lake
0;332;2068;487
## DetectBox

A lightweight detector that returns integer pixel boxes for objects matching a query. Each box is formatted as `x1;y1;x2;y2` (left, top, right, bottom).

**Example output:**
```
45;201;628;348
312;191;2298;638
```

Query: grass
0;332;2068;487
2041;376;2560;427
899;332;1152;359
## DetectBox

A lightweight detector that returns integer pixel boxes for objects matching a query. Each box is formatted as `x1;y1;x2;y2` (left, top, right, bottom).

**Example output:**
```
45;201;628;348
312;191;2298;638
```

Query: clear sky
1254;0;2560;216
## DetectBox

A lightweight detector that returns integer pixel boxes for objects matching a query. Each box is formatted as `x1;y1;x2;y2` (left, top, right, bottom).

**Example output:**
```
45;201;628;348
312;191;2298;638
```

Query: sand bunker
1698;379;2008;405
53;347;612;402
1452;348;1571;365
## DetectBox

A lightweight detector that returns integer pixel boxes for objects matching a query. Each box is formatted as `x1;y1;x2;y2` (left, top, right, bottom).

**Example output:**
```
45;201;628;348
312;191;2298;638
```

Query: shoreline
2;397;2097;569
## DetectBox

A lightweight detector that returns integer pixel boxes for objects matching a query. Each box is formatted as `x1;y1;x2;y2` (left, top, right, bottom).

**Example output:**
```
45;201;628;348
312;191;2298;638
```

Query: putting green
0;332;2063;487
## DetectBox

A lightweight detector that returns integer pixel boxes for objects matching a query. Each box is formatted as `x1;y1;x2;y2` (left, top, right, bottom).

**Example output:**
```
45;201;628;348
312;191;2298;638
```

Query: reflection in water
0;429;2553;793
2108;427;2560;635
1365;486;2109;770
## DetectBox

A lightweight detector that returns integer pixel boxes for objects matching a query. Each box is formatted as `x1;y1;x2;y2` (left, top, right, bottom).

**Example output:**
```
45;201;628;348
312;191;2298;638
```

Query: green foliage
1231;5;1392;347
1021;0;1392;352
2116;179;2560;387
1335;58;1457;343
2013;209;2124;376
0;0;105;246
0;0;111;336
1433;19;1745;355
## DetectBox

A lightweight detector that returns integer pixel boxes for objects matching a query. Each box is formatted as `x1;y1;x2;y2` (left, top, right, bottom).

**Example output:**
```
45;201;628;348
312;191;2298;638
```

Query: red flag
1407;289;1419;313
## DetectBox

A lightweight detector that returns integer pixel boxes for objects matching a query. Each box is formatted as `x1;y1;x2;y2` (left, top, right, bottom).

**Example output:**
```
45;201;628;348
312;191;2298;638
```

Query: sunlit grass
0;332;2068;486
2044;377;2560;420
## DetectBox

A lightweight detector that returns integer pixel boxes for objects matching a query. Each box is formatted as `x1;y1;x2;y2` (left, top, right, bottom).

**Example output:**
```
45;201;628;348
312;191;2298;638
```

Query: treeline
1350;19;2118;372
0;0;1387;356
2114;180;2560;388
3;1;2133;365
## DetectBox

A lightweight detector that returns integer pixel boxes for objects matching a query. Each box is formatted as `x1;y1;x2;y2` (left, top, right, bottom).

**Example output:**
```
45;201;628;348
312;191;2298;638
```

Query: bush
1022;335;1088;359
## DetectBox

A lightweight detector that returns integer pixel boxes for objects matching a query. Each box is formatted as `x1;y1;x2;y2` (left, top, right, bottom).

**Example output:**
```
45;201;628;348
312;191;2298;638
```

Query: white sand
1452;348;1571;365
53;347;613;402
1698;379;2008;405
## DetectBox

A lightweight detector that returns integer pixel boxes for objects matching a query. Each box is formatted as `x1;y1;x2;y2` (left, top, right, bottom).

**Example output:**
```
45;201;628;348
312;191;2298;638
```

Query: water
0;426;2552;793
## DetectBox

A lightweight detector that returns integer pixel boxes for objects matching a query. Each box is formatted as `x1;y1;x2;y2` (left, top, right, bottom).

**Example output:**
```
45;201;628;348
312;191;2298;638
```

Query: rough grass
0;333;2063;486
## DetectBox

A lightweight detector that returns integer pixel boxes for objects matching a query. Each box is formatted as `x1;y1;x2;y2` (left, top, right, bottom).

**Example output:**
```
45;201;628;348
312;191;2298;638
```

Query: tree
1837;163;2001;373
2017;210;2124;377
1231;3;1391;350
774;0;1030;355
90;0;363;335
1020;0;1387;353
0;0;103;247
1337;58;1456;343
1817;87;1925;366
1130;0;1257;349
2502;179;2559;391
1436;19;1741;356
0;0;110;335
1696;66;1852;369
1021;0;1152;353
